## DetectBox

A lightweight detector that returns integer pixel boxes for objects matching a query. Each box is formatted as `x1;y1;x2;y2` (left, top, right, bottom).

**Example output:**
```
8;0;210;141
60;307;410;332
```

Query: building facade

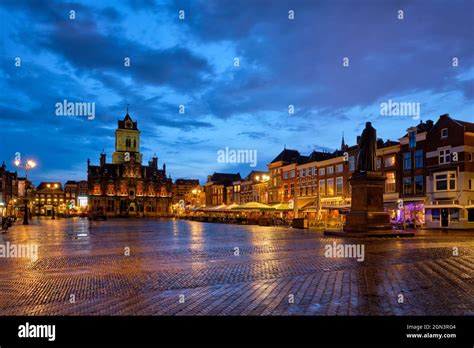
0;162;18;217
172;179;200;204
424;114;474;228
87;113;173;217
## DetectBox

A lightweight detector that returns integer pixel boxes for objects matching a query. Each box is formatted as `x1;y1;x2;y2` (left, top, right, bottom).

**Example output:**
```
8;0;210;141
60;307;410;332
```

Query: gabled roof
118;113;138;130
209;172;241;183
270;149;300;164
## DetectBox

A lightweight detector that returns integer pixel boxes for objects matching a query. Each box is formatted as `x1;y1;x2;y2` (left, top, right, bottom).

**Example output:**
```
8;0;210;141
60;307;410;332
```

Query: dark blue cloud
0;0;472;184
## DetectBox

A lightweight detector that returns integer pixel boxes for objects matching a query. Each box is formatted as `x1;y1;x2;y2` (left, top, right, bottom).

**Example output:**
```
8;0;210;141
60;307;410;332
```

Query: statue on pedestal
356;122;377;173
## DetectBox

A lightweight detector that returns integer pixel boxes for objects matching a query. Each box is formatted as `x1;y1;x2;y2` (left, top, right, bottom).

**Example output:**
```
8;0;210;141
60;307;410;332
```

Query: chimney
152;154;158;169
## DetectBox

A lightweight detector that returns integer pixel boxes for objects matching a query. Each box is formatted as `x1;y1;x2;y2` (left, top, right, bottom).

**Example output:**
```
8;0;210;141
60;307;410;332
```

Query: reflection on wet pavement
0;218;472;315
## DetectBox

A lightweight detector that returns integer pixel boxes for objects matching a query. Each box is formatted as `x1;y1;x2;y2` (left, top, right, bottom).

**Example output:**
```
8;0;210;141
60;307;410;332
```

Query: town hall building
87;113;173;217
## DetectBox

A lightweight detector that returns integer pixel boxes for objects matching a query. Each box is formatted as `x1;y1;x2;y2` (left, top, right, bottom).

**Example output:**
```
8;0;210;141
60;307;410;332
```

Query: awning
272;203;292;211
424;204;464;209
232;202;275;211
296;198;315;210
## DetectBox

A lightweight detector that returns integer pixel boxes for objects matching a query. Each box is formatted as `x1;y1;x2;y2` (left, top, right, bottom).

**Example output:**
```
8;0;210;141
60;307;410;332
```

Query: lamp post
47;183;59;220
14;159;36;225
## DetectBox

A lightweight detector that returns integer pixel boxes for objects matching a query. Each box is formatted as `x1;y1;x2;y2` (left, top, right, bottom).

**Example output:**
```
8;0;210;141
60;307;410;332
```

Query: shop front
425;203;469;229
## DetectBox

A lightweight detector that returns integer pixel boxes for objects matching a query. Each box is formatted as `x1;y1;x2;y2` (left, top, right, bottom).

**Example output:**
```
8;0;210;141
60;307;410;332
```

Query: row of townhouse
202;114;473;229
266;114;474;229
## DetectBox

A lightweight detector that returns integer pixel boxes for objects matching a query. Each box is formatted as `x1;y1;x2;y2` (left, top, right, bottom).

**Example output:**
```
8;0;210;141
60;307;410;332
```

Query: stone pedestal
344;171;392;232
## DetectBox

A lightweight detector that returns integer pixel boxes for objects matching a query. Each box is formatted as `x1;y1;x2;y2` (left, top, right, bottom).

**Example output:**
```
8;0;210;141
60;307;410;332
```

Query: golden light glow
26;160;37;168
14;159;20;167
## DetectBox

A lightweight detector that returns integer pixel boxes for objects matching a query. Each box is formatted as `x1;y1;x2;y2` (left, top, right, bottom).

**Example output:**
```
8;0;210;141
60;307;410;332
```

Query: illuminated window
336;177;343;195
319;180;325;196
327;178;334;196
385;172;396;193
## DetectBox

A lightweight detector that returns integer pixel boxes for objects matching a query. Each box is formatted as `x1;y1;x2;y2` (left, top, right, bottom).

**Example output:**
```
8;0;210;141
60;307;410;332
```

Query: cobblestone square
0;219;473;315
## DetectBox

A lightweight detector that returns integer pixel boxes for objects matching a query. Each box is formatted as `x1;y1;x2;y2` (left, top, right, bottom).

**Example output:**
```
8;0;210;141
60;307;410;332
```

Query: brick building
424;114;474;228
87;113;173;217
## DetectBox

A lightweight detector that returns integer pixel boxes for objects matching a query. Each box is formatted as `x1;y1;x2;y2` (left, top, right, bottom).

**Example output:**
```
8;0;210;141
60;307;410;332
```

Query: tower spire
341;132;346;151
126;104;129;115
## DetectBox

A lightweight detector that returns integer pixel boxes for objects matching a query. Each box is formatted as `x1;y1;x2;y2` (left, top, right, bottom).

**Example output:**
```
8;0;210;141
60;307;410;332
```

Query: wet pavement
0;218;472;315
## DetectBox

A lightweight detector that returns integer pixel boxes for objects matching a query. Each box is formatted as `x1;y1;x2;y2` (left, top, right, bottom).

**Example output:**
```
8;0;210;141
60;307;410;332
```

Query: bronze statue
356;122;377;172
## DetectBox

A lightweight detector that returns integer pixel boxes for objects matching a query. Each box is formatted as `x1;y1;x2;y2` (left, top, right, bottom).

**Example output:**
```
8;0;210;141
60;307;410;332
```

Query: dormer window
409;131;416;148
441;128;448;139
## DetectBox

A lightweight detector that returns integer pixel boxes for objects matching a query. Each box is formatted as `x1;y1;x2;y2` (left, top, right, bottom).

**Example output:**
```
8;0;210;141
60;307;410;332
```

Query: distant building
33;182;64;216
205;172;241;206
172;179;200;204
87;113;173;217
0;162;18;217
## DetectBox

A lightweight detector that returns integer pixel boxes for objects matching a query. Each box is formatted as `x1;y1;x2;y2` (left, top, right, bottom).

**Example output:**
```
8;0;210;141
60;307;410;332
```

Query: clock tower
112;113;143;164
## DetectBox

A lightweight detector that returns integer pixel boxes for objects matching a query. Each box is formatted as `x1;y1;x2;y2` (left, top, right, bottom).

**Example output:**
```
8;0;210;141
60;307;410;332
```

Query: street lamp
47;183;59;220
14;158;37;225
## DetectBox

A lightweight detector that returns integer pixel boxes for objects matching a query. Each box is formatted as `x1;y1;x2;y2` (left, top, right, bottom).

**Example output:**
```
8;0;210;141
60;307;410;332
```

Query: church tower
112;112;143;164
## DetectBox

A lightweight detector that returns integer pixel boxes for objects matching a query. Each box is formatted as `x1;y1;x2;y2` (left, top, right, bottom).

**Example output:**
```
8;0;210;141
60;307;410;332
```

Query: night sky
1;0;473;185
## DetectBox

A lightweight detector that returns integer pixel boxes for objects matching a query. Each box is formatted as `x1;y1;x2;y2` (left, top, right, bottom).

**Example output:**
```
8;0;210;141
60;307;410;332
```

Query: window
327;178;334;196
415;150;423;169
349;156;355;171
299;169;304;178
376;158;381;169
439;149;451;164
384;155;395;167
409;131;416;148
283;172;288;180
305;168;310;177
431;209;440;221
327;166;334;175
336;177;343;195
403;177;412;195
319;168;325;176
469;178;474;190
290;170;295;178
319;180;325;195
312;167;316;176
385;172;396;193
434;172;456;191
403;152;412;170
441;128;448;138
468;209;474;222
414;175;423;195
450;209;459;222
335;164;343;172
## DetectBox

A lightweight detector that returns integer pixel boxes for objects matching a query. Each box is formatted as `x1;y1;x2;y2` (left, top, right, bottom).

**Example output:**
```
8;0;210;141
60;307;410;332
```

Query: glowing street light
14;158;37;225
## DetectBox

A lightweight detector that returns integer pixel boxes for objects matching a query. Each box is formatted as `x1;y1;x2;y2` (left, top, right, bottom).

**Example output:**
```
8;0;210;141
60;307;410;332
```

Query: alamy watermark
324;241;365;262
380;99;420;120
55;99;95;120
0;242;39;262
217;147;257;167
